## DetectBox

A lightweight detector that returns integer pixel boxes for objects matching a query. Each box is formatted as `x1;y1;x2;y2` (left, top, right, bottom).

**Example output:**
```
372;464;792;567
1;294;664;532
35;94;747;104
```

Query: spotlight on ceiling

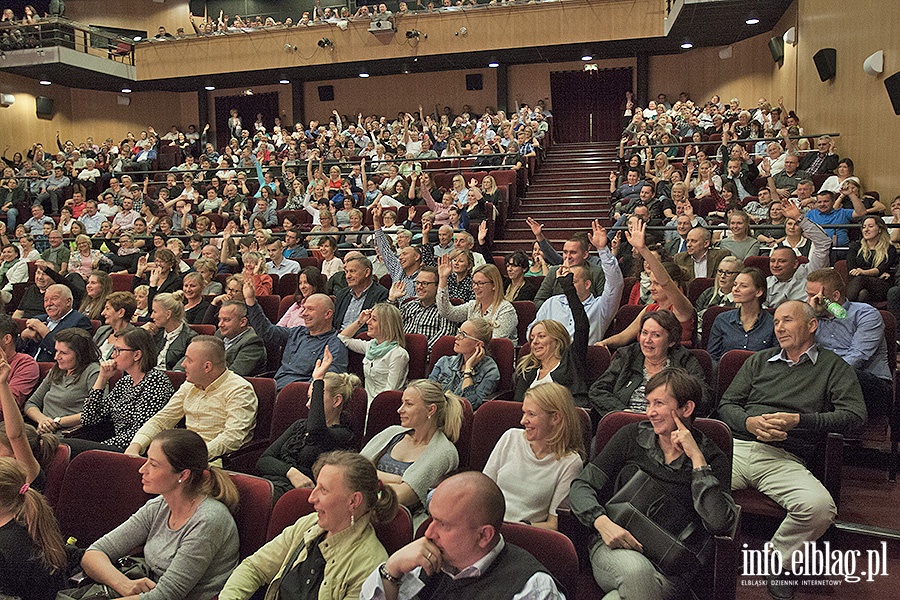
680;39;693;49
745;15;760;25
121;88;132;93
582;54;593;61
204;85;215;91
359;71;369;78
39;80;51;85
317;37;333;49
279;79;290;84
488;61;499;68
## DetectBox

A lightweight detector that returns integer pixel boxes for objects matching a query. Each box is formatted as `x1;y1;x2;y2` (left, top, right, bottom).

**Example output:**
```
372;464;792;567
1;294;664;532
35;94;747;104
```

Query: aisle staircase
494;142;620;254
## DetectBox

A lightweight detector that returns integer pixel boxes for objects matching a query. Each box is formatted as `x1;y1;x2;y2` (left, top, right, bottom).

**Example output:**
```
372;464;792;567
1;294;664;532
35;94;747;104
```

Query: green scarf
365;339;399;361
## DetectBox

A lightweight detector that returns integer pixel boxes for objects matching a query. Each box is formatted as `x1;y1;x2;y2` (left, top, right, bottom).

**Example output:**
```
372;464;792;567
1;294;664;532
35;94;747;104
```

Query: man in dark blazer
332;254;388;332
17;283;92;362
673;226;732;282
799;136;839;176
216;301;267;377
723;156;760;201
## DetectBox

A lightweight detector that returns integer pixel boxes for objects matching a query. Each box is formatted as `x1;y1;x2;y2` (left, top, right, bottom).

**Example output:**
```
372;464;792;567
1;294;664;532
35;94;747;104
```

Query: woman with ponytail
220;450;399;600
81;429;240;600
0;351;60;492
360;379;462;522
257;347;360;502
0;457;67;599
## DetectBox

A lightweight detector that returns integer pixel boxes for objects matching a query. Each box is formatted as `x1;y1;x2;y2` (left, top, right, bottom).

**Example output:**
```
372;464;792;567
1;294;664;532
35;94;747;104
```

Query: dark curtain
214;91;280;148
550;68;633;143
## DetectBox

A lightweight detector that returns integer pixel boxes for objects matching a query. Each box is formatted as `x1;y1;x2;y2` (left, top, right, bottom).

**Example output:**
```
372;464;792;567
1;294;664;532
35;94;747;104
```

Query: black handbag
56;556;153;600
604;468;713;577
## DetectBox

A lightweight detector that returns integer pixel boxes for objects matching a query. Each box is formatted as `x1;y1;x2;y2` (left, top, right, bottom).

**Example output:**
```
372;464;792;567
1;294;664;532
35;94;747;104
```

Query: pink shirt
8;352;40;407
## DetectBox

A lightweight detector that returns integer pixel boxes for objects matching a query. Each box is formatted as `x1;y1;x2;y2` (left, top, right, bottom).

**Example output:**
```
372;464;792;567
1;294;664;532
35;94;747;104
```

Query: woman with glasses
694;257;742;330
66;329;174;457
707;267;776;362
436;258;518;345
429;318;500;410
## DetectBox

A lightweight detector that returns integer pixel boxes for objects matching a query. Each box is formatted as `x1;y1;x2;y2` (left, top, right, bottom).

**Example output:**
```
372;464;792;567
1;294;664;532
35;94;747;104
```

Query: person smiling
220;451;398;600
571;368;736;599
483;382;584;530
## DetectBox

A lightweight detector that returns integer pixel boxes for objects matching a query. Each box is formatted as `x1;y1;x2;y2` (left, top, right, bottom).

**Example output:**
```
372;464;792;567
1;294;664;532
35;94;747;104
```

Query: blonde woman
480;174;501;207
79;270;113;322
339;303;409;404
309;210;339;247
847;216;897;302
360;379;462;517
436;259;518;344
450;174;469;206
68;234;110;280
143;292;197;370
483;382;585;530
429;318;500;410
242;251;272;296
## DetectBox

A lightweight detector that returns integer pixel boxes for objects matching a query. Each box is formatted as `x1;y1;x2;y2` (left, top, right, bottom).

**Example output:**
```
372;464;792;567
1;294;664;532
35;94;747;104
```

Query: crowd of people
0;91;891;600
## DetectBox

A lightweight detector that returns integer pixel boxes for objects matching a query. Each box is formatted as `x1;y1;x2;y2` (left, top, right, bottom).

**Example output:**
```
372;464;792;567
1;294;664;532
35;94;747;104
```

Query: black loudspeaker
885;72;900;116
189;0;205;16
318;85;334;102
36;95;54;117
813;48;837;81
465;74;483;91
768;36;784;63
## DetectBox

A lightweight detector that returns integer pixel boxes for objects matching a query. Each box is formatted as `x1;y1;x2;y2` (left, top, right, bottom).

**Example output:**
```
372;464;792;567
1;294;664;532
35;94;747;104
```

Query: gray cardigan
24;362;101;419
360;425;458;504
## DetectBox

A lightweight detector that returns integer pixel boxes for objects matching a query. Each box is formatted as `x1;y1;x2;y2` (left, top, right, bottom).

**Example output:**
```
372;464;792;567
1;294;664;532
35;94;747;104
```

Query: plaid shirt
398;298;458;351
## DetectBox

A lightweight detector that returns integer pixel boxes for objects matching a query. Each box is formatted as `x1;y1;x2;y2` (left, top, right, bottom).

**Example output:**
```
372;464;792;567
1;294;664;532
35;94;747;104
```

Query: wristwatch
379;562;402;585
461;370;473;377
53;416;61;426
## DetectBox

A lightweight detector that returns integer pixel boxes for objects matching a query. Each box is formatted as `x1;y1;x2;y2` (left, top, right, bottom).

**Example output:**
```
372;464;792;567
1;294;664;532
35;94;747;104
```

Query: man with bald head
718;300;865;600
243;277;347;390
672;226;731;282
362;471;564;599
125;335;259;461
17;283;92;361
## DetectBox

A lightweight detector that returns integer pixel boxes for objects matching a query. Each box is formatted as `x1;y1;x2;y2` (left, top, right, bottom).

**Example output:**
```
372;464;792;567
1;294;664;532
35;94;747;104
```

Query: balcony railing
0;17;135;65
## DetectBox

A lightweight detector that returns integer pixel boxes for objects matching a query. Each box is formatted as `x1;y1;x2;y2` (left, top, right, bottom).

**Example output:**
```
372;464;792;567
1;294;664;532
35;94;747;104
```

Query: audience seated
215;301;267;377
388;265;458;352
339;303;409;402
144;291;197;370
244;276;348;391
84;429;240;599
571;368;737;599
0;313;39;406
360;379;462;522
125;336;258;462
845;216;897;303
257;349;360;502
484;383;584;530
428;318;499;410
332;254;389;331
806;268;892;419
436;259;517;345
765;200;832;307
16;283;92;361
707;267;777;362
717;300;866;600
361;471;566;599
673;226;732;282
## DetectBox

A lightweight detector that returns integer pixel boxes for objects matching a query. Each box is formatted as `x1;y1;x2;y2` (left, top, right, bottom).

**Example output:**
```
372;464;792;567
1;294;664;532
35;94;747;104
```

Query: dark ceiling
1;0;794;93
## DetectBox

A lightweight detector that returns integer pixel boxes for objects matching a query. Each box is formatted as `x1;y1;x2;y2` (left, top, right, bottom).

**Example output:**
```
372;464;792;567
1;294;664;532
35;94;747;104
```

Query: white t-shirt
482;428;583;524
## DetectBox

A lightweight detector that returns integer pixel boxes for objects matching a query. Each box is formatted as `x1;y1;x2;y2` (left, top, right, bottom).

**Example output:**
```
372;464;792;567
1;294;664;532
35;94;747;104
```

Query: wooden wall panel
508;58;637;111
66;0;194;38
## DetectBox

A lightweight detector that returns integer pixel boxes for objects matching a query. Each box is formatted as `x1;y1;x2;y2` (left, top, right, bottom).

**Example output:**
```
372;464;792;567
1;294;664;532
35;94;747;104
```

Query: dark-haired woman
707;268;777;362
66;328;175;457
82;429;240;600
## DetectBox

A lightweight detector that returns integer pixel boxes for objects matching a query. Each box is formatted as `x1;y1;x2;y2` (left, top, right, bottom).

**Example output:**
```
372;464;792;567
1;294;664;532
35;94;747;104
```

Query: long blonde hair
858;216;891;269
371;303;406;347
515;319;570;376
523;383;585;460
473;264;505;312
405;380;463;443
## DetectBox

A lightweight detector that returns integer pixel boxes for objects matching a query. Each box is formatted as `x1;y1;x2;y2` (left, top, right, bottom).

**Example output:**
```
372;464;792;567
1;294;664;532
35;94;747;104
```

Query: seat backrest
585;345;612;380
267;487;315;541
468;400;524;472
594;411;732;462
364;390;403;445
512;301;537;347
688;278;714;304
688;348;714;389
700;306;736;349
489;337;515;397
743;255;771;277
833;259;848;284
109;273;135;292
501;522;579;590
165;370;187;391
405;334;429;380
271;382;311;440
716;349;754;401
55;451;151;547
229;472;274;559
256;295;281;324
278;295;297;320
276;273;299;298
607;304;645;338
188;324;216;336
427;336;457;374
373;505;414;555
246;377;277;446
43;442;70;508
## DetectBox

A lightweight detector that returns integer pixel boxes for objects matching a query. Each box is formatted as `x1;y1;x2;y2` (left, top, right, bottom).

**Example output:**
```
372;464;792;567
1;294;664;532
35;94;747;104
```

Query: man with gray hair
333;254;388;331
453;231;486;267
216;301;267;377
17;283;92;361
433;225;455;258
125;335;259;461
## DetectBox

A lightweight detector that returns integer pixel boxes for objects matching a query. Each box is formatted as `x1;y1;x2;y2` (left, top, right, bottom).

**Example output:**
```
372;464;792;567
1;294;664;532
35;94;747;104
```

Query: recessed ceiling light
681;40;693;49
133;36;142;42
488;61;499;68
581;54;593;61
121;88;132;93
745;14;760;25
39;80;51;85
204;85;215;91
359;72;369;78
279;79;290;84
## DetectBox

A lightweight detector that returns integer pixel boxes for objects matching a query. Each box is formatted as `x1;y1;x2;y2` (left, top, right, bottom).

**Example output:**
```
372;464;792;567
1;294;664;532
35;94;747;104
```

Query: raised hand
312;346;333;380
780;198;801;221
436;253;452;281
478;220;488;246
588;219;608;250
624;217;646;252
389;281;407;302
525;216;543;239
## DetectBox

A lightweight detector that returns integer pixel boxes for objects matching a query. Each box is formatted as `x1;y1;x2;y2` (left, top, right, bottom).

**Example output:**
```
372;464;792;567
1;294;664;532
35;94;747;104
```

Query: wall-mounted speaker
465;74;483;91
863;50;884;77
768;36;784;63
117;95;131;106
813;48;837;81
318;85;334;102
885;72;900;115
0;93;14;106
36;95;54;117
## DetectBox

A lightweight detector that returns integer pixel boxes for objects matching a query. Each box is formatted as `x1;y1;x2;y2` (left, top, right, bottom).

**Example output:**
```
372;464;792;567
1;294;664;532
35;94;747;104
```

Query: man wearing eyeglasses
388;265;457;351
799;135;838;176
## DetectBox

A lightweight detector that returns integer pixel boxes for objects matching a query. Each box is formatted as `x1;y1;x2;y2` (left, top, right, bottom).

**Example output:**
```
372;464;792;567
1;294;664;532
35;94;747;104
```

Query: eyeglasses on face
716;269;740;276
455;329;478;341
111;347;136;356
472;280;492;288
414;280;437;287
